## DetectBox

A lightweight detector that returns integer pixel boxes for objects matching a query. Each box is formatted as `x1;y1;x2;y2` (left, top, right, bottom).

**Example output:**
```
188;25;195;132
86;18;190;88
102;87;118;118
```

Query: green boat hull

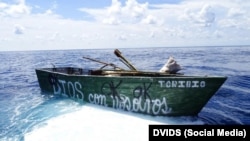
35;67;227;116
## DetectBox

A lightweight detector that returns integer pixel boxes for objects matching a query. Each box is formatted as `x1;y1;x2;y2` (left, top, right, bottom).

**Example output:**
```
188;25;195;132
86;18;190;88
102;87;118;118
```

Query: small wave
214;100;250;116
200;107;244;125
227;75;250;92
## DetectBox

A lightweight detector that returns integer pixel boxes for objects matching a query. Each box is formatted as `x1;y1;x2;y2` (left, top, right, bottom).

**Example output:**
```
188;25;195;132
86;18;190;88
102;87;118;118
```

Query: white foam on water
25;103;203;141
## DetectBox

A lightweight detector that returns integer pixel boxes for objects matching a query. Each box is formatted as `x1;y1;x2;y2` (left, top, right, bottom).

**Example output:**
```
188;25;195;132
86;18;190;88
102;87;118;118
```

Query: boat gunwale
35;67;227;79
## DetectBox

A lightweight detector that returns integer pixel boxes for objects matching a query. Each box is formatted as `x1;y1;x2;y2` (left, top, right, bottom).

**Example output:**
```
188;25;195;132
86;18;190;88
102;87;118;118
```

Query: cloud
14;24;25;35
81;0;151;25
227;8;245;18
141;15;157;24
180;4;215;27
0;0;31;17
124;0;148;18
0;2;8;9
49;32;60;41
116;34;127;41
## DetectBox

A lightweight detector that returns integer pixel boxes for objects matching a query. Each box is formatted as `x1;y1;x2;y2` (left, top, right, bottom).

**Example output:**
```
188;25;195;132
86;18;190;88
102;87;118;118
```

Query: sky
0;0;250;51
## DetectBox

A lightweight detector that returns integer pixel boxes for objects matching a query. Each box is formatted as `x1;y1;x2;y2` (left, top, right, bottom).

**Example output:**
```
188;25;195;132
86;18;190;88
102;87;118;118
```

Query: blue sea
0;46;249;141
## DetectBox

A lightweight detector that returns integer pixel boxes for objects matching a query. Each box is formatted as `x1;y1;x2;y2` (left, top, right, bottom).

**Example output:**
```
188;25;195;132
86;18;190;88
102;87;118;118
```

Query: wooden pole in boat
114;49;137;71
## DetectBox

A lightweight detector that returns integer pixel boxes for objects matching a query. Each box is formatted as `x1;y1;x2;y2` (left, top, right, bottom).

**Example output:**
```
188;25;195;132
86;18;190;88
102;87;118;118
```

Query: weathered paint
35;68;227;116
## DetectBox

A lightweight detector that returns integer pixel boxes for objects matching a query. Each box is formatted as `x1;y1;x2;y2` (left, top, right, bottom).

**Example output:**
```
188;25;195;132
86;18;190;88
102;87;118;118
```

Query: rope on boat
82;56;124;70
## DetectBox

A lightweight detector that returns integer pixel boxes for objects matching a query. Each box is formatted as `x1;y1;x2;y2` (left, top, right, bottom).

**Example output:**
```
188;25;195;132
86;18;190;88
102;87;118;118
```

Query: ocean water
0;46;249;141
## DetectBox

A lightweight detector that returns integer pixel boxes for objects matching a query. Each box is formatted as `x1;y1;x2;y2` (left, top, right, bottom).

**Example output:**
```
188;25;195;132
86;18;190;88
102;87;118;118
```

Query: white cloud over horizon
0;0;250;51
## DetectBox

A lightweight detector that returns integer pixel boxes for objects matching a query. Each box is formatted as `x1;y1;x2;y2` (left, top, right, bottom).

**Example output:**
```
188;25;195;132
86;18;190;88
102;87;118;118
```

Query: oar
114;49;137;71
82;56;123;70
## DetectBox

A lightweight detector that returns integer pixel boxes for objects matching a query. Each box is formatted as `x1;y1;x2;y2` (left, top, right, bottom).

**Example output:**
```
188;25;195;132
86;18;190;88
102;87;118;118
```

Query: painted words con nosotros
51;79;172;115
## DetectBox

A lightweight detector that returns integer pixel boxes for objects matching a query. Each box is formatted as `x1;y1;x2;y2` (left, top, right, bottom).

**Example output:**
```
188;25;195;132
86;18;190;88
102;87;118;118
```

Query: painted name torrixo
158;80;206;88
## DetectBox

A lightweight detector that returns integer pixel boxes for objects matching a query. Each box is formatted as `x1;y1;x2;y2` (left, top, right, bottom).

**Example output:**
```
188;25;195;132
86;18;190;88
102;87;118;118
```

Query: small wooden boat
35;49;227;116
